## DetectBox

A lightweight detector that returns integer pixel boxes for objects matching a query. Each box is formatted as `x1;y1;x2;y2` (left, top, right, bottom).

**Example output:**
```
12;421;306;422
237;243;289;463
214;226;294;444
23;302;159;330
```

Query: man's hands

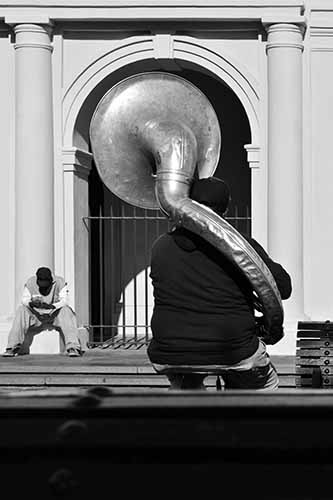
28;298;58;324
28;305;60;324
255;317;284;345
29;300;55;310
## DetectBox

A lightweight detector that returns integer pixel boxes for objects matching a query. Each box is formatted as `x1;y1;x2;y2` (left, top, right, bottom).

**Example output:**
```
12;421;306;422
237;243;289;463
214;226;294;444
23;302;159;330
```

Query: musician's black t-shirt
147;227;292;366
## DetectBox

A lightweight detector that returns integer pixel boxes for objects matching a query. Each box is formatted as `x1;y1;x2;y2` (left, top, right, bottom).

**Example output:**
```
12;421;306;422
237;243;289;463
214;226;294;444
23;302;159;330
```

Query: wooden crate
296;320;333;388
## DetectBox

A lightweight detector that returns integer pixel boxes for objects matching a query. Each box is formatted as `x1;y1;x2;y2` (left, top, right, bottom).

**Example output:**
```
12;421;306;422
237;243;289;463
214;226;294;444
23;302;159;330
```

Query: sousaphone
90;72;284;344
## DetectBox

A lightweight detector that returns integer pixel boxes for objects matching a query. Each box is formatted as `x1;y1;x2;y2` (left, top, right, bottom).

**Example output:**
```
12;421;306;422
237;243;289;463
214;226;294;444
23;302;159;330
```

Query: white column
266;23;305;329
13;23;54;304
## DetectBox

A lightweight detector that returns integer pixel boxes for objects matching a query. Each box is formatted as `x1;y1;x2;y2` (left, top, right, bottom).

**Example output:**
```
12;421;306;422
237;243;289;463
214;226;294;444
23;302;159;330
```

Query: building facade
0;0;331;355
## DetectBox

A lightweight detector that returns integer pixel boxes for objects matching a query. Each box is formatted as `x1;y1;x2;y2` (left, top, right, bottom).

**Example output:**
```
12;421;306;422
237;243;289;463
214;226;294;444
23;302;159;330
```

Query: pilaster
62;148;92;328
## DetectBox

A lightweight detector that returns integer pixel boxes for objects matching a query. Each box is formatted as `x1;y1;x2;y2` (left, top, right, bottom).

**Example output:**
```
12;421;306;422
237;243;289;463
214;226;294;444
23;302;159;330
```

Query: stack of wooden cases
296;321;333;388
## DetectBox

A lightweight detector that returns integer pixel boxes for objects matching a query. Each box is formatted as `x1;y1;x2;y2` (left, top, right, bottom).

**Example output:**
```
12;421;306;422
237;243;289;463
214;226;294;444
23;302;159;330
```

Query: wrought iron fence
84;204;251;348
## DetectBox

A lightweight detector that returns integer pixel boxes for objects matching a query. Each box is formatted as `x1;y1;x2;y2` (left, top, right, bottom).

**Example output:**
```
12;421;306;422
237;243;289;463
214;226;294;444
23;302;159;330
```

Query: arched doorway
85;63;251;344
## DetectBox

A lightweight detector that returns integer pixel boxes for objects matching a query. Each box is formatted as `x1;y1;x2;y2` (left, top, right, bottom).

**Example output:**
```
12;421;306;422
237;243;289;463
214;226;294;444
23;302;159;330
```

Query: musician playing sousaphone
148;176;292;391
89;71;292;391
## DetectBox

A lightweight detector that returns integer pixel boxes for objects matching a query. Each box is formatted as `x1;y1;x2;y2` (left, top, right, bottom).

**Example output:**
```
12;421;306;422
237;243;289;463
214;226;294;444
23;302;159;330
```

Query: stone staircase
0;349;296;392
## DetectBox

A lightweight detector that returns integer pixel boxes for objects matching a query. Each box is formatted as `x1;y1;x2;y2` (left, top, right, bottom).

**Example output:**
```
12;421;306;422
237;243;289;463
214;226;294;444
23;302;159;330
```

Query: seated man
3;267;82;357
147;177;292;391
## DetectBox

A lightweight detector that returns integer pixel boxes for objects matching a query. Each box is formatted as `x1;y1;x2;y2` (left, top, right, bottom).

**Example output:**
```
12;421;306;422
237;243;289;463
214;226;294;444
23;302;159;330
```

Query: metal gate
85;204;251;348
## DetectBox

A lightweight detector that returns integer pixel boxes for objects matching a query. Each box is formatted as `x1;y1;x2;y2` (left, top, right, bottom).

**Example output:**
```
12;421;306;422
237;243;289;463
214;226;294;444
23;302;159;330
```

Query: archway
78;62;251;342
65;41;257;342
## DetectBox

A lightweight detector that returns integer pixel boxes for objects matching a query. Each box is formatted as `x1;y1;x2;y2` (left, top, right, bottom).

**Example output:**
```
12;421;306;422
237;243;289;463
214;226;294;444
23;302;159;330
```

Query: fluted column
266;23;304;325
13;23;54;304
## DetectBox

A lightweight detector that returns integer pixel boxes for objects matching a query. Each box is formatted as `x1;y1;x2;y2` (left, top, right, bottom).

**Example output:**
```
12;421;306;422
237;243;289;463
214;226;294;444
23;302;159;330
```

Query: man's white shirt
21;284;70;310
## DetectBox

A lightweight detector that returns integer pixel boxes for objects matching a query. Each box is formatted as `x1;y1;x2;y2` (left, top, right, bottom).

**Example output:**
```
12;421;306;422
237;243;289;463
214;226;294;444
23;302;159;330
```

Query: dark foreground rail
2;389;333;498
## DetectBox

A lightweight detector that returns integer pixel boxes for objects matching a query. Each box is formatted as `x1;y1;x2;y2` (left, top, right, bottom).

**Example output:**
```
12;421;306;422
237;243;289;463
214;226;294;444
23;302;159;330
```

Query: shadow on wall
88;184;169;342
116;267;154;338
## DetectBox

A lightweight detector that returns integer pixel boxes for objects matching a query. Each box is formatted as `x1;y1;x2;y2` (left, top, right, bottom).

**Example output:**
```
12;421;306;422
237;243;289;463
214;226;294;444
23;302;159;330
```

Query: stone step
0;371;296;388
0;352;296;388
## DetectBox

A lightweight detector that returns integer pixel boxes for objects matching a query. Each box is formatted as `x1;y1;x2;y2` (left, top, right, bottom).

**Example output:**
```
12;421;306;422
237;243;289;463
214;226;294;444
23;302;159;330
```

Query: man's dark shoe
2;346;21;357
66;347;81;358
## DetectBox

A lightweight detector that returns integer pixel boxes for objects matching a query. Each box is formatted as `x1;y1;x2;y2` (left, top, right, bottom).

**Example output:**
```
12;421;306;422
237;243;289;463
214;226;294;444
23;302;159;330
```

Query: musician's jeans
152;340;279;391
6;305;81;351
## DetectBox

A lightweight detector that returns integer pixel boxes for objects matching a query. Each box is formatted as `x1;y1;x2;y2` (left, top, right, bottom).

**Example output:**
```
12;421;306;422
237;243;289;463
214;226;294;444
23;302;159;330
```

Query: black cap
190;176;230;214
36;267;53;287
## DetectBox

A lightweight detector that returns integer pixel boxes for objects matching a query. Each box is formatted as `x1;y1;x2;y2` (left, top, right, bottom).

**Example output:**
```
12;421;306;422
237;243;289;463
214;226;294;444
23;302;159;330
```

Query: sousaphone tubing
90;72;284;344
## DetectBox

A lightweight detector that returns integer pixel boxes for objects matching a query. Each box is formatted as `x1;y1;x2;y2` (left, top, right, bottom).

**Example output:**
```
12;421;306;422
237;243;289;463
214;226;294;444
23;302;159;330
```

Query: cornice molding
309;0;333;12
311;28;333;37
0;1;305;6
5;14;51;26
0;1;305;24
311;47;333;52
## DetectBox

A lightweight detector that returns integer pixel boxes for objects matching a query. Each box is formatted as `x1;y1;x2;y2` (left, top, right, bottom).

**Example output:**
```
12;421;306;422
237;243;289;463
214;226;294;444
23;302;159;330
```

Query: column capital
262;15;307;33
264;22;305;53
244;144;260;169
5;17;54;51
8;22;54;52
